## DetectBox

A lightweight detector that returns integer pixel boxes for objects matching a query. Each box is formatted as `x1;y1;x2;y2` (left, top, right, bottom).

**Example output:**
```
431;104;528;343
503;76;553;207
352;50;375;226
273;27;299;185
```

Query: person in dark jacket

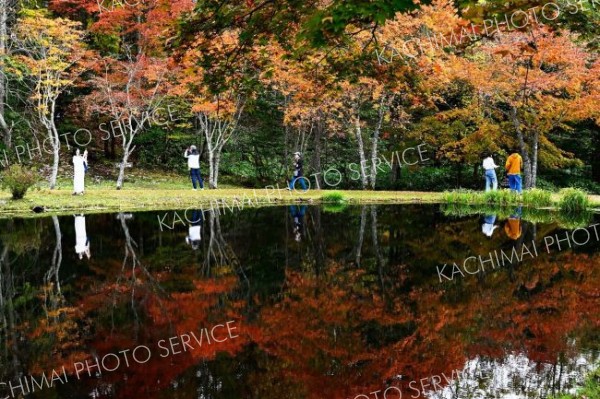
288;152;307;191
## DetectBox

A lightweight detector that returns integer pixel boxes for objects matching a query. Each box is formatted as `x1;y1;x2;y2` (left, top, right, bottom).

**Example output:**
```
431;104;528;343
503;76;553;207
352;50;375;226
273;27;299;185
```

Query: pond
0;205;598;399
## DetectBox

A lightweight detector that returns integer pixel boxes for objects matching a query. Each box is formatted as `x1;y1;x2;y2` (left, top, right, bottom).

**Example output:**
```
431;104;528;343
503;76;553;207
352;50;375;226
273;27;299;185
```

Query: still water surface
0;205;598;399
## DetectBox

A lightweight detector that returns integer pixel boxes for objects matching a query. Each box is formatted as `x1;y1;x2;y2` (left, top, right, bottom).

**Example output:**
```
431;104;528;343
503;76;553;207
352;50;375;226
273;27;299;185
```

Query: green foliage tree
1;164;37;199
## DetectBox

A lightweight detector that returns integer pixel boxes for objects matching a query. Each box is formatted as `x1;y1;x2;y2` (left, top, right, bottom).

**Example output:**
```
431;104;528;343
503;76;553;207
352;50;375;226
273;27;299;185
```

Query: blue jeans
190;168;203;189
508;174;522;194
484;170;497;192
289;175;308;190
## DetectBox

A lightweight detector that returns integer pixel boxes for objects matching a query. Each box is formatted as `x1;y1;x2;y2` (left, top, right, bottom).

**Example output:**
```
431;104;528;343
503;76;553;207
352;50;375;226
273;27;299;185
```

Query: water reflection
481;214;498;238
0;205;598;399
185;209;203;250
429;352;599;399
74;214;91;260
505;206;523;241
289;205;306;242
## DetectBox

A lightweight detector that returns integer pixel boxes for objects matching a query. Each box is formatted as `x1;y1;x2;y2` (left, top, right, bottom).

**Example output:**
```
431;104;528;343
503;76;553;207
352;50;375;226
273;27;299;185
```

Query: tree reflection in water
0;205;596;399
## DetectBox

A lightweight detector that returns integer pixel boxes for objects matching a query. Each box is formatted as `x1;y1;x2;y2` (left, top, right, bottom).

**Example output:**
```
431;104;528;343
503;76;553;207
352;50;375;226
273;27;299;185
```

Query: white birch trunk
116;149;131;190
213;150;221;189
45;102;61;190
0;0;8;147
116;118;141;189
354;114;368;189
197;98;244;189
204;137;216;189
530;130;539;188
369;95;387;190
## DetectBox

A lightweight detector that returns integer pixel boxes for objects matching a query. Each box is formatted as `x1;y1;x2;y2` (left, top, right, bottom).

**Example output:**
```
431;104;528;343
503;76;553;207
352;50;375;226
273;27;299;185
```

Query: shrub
558;188;590;213
321;191;346;204
536;178;558;193
442;190;479;204
443;189;521;206
483;189;517;205
392;167;459;191
522;189;553;207
1;165;37;199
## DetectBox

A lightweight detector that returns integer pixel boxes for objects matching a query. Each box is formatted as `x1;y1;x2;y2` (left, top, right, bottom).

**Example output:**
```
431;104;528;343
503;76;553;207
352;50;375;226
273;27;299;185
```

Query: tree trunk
197;100;244;191
213;150;221;189
391;161;401;188
208;152;215;189
116;126;138;189
1;245;22;374
354;115;368;189
49;125;60;189
311;207;325;277
370;206;387;301
312;117;323;188
46;216;63;310
511;106;533;188
51;216;62;282
530;130;539;188
206;145;216;189
283;113;290;180
593;129;600;183
354;206;367;267
203;210;241;276
0;0;8;148
202;121;218;189
110;136;116;158
103;136;109;158
0;114;10;149
116;149;130;190
369;95;387;190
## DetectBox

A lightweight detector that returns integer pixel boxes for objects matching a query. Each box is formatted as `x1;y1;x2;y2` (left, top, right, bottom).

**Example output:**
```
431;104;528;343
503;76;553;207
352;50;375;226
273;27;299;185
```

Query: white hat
190;145;197;150
294;151;301;156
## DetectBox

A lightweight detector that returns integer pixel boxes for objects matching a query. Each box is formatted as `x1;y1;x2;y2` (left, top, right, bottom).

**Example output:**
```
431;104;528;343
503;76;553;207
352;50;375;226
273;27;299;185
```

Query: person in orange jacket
505;149;523;194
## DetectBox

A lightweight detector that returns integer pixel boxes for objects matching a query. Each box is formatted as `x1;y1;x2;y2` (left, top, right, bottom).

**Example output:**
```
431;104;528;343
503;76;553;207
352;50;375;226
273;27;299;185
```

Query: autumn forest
0;0;599;191
0;1;599;399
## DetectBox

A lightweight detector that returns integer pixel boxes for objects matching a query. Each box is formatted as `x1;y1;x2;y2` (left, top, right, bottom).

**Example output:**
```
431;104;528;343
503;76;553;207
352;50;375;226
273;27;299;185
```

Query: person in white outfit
74;215;91;259
184;145;203;190
185;209;203;250
482;153;499;192
73;149;88;195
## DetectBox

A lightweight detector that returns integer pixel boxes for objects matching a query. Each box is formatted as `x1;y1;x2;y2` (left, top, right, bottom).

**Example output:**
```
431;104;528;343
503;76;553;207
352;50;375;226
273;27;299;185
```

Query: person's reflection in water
74;214;90;260
504;206;523;241
503;206;526;282
481;214;499;238
185;209;203;250
289;205;306;242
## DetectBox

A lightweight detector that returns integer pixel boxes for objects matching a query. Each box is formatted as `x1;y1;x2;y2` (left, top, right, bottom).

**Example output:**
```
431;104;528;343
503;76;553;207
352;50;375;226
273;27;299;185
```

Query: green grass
2;169;599;219
443;188;597;213
443;188;552;207
522;188;553;207
558;188;590;213
0;172;445;218
321;191;347;204
442;189;521;206
551;368;600;399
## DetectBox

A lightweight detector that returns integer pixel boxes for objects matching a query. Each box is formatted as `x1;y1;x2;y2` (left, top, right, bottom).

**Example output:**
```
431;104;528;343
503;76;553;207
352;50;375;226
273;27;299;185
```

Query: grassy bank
3;171;600;218
443;188;600;212
0;176;444;218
